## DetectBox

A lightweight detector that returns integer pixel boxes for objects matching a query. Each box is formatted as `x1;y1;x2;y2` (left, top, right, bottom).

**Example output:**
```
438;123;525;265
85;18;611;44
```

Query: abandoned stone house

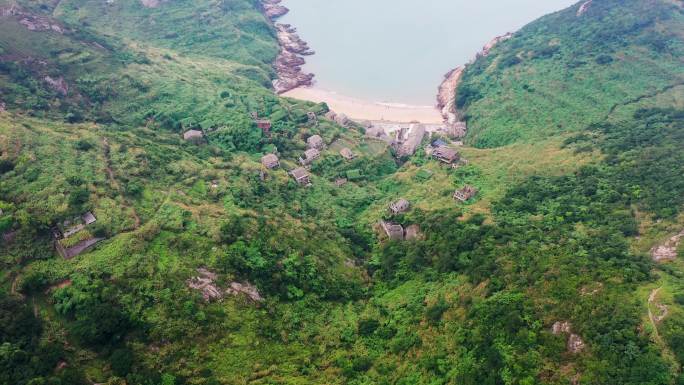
340;147;355;160
396;124;426;158
256;119;272;134
183;129;204;142
389;198;410;215
404;224;421;240
307;134;325;150
54;212;103;259
454;185;478;202
261;153;280;169
380;220;404;241
290;167;311;185
82;211;96;225
432;146;460;164
299;148;320;165
334;113;350;127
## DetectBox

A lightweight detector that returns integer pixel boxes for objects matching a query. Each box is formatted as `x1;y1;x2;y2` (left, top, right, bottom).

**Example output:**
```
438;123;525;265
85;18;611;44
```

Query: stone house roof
290;167;311;184
432;139;448;148
261;153;280;169
340;147;355;160
307;134;325;149
82;212;96;225
433;146;460;164
183;130;204;141
300;148;320;165
389;198;410;215
380;220;404;241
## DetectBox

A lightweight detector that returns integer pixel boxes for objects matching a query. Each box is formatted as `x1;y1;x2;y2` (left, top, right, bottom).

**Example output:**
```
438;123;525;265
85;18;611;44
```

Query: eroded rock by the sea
272;23;315;93
262;0;289;19
258;1;315;94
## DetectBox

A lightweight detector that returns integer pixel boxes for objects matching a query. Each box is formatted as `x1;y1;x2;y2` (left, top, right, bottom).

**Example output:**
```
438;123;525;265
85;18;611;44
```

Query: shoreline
262;1;512;128
283;87;444;124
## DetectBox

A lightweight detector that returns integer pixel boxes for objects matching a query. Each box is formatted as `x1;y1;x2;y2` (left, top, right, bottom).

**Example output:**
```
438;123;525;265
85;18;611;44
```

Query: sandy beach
282;87;444;124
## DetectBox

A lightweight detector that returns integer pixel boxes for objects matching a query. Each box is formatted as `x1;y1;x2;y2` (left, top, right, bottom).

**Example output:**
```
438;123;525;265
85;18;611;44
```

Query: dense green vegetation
457;0;684;147
0;0;683;384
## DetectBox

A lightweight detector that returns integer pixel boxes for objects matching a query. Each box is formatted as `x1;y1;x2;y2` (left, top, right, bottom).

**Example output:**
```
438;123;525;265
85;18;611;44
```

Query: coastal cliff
260;0;315;93
437;33;512;126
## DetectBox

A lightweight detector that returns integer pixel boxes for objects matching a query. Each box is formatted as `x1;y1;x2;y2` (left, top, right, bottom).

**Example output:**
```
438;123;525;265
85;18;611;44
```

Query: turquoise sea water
280;0;578;105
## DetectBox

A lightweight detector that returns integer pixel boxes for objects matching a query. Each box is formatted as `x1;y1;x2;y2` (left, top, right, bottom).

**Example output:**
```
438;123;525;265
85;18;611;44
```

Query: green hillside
457;0;684;147
1;1;684;385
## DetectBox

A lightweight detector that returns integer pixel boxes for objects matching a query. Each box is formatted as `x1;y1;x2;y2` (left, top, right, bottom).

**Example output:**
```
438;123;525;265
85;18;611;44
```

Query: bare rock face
226;282;264;302
552;321;572;335
44;76;68;96
187;268;264;302
187;268;223;301
551;320;585;354
567;334;585;353
651;230;684;263
269;19;315;93
437;66;464;123
4;7;67;34
479;33;513;58
262;0;288;19
0;101;5;112
577;0;593;16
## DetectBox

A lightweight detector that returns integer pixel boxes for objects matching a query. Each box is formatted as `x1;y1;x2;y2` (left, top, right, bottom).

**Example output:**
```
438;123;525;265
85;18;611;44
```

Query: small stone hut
454;185;478;202
299;148;320;165
380;220;404;241
389;198;410;215
340;148;355;160
432;146;460;164
183;130;204;142
307;134;325;150
290;167;311;185
261;153;280;169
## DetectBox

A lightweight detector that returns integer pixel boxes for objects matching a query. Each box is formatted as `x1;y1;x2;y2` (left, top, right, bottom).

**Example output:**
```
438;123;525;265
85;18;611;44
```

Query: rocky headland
261;0;315;94
436;32;513;129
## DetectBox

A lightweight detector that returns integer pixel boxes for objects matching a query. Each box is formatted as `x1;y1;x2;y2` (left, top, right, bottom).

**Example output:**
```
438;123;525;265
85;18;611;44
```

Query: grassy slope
1;0;683;385
457;0;684;148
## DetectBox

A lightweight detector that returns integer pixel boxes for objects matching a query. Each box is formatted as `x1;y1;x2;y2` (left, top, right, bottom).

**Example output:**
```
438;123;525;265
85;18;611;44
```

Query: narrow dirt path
648;287;665;343
10;274;19;296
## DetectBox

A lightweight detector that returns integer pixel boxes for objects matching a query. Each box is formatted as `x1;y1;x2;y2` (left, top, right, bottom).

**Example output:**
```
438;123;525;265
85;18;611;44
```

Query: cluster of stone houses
53;212;104;259
379;198;421;241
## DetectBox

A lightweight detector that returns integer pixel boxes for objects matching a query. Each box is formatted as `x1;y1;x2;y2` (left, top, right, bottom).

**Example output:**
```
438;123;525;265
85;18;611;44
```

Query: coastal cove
278;0;578;122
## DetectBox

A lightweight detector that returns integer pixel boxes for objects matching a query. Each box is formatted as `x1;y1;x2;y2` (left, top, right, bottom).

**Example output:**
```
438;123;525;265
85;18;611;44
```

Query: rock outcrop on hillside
552;321;586;354
1;4;67;34
651;229;684;262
